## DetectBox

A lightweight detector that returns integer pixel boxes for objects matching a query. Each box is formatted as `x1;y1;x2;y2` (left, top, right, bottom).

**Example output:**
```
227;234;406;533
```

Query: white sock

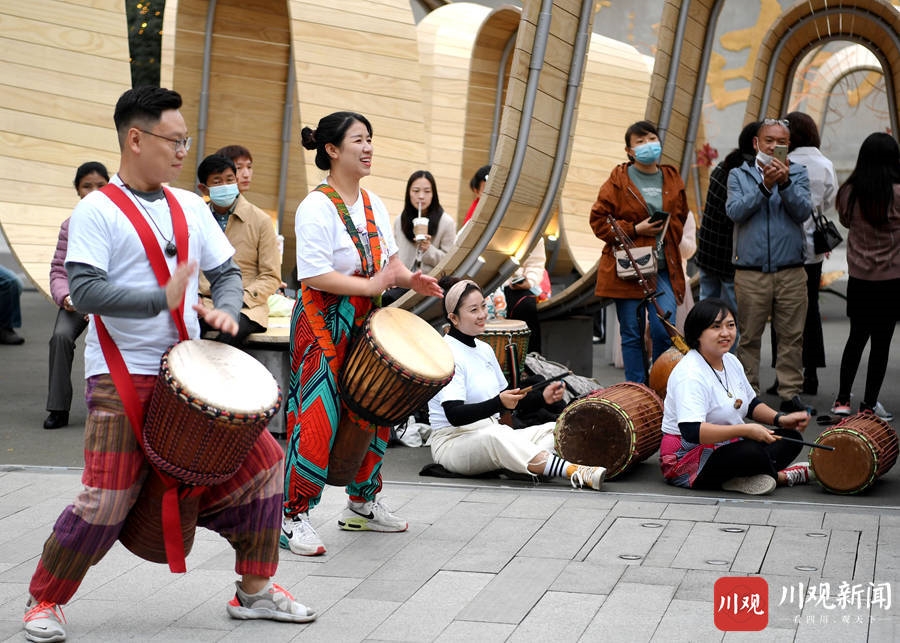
543;454;578;479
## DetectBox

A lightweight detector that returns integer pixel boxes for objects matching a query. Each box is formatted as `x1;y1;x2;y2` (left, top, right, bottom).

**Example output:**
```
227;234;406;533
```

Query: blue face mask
633;141;662;165
208;183;239;207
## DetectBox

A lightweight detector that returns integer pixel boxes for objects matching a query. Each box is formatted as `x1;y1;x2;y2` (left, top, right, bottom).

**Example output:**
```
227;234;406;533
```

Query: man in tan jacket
197;153;281;344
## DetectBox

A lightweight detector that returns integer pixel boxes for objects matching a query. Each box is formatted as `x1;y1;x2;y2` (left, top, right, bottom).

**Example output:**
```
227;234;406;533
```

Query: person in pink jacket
43;162;109;429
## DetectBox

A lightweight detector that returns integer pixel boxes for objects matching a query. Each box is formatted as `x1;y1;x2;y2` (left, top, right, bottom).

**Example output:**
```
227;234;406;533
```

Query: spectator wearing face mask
196;153;282;344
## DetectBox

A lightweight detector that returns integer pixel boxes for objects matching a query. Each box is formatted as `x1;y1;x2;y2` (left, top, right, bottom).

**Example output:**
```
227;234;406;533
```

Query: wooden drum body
141;340;281;486
480;319;530;378
331;308;454;486
120;339;281;563
554;382;663;479
810;413;899;494
648;346;684;399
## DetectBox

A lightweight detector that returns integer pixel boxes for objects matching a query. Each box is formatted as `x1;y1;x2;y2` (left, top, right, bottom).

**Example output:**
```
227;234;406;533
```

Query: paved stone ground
2;248;900;640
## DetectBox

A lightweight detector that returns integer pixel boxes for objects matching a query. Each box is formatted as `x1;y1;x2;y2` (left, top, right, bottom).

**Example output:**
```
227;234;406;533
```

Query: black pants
837;315;896;407
693;429;802;489
200;312;264;345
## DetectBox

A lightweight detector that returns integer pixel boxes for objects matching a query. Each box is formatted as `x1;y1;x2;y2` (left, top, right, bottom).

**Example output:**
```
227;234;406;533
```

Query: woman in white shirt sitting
427;277;606;489
660;298;812;495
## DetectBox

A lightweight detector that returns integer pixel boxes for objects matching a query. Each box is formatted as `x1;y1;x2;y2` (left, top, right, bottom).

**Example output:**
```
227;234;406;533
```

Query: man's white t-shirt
66;175;234;377
661;350;755;437
295;185;398;280
428;334;508;430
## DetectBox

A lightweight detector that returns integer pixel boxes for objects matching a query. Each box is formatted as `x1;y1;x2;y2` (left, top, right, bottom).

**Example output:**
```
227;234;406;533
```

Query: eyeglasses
762;118;790;129
139;129;192;152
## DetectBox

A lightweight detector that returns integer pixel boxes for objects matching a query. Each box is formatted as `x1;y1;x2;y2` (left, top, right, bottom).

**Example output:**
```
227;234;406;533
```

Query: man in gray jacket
726;117;814;415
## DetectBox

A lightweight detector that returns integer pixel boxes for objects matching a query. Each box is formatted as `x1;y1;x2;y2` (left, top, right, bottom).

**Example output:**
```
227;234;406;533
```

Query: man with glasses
726;117;815;416
22;86;315;643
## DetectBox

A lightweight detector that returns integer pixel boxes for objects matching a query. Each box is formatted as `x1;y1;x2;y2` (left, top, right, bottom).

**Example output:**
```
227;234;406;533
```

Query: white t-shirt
428;334;508;430
67;175;234;377
295;185;398;280
661;350;755;436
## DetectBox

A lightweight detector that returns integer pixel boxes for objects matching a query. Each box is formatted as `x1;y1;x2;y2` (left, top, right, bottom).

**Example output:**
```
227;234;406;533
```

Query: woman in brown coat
589;120;688;383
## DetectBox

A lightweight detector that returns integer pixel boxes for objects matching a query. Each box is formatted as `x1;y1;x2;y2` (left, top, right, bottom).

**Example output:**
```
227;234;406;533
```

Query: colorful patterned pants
283;291;388;517
29;374;284;604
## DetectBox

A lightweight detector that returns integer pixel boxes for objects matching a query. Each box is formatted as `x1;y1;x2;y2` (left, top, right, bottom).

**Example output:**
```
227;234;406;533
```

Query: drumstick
774;435;835;451
516;372;571;395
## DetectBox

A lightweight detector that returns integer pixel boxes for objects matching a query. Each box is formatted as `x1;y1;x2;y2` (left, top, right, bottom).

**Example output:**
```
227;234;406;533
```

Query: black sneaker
780;395;817;416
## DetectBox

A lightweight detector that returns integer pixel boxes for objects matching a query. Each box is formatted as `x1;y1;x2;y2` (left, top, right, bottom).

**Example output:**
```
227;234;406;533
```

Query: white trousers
430;418;556;475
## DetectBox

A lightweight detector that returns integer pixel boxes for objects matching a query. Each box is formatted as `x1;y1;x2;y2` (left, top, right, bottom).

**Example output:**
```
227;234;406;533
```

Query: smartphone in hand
773;144;788;164
648;210;669;225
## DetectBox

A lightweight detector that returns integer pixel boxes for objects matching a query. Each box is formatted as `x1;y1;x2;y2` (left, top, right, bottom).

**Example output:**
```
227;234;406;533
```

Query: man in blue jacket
726;117;814;415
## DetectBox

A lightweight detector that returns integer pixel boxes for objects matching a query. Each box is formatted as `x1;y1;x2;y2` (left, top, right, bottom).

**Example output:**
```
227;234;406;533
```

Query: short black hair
113;86;183;148
785;111;821;150
197;154;237;185
215;144;253;163
74;161;109;189
683;298;736;350
625;120;659;148
469;164;491;191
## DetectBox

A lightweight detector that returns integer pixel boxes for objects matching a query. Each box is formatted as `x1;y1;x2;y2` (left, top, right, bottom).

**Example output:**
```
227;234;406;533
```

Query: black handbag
812;207;843;254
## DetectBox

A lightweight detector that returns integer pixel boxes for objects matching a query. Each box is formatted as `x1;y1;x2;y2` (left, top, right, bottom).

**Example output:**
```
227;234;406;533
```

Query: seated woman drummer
426;276;606;489
660;298;812;495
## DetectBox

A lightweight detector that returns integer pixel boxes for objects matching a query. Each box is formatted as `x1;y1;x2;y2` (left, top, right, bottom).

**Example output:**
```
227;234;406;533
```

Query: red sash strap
94;183;195;573
100;184;190;339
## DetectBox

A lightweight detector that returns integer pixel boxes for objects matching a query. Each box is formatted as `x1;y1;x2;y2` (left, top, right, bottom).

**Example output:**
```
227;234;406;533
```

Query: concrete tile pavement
1;469;899;642
3;248;900;640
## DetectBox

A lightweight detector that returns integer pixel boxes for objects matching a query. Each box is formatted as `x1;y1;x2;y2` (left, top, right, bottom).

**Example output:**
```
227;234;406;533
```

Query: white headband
444;279;479;316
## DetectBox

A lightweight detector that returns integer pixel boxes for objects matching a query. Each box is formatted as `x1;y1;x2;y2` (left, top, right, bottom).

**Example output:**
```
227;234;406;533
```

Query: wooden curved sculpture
0;0;130;298
746;0;900;130
10;0;893;317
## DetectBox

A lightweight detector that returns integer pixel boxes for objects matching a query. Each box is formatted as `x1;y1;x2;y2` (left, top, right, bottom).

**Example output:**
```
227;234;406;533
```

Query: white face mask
755;150;773;167
208;183;239;207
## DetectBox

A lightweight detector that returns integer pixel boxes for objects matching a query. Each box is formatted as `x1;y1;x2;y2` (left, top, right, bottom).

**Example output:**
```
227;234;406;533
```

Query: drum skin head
810;430;877;494
483;319;529;333
165;339;279;415
369;308;454;380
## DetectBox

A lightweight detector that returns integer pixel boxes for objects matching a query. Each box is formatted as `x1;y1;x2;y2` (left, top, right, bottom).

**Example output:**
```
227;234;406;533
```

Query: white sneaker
722;474;777;495
280;513;325;556
570;465;606;490
338;498;408;532
23;599;66;643
873;402;894;422
227;580;316;623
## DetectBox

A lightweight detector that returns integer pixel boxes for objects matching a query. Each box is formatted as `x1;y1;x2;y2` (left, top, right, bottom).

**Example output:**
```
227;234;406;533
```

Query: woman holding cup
384;171;457;304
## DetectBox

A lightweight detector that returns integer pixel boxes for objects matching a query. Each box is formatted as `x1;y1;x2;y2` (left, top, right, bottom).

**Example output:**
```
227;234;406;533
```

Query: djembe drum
554;382;663;479
480;318;531;380
330;307;454;485
810;412;899;494
119;339;281;563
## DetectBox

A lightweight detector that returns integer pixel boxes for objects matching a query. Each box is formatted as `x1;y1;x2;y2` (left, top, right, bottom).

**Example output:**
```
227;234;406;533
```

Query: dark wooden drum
810;412;899;494
554;382;663;479
330;308;454;485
